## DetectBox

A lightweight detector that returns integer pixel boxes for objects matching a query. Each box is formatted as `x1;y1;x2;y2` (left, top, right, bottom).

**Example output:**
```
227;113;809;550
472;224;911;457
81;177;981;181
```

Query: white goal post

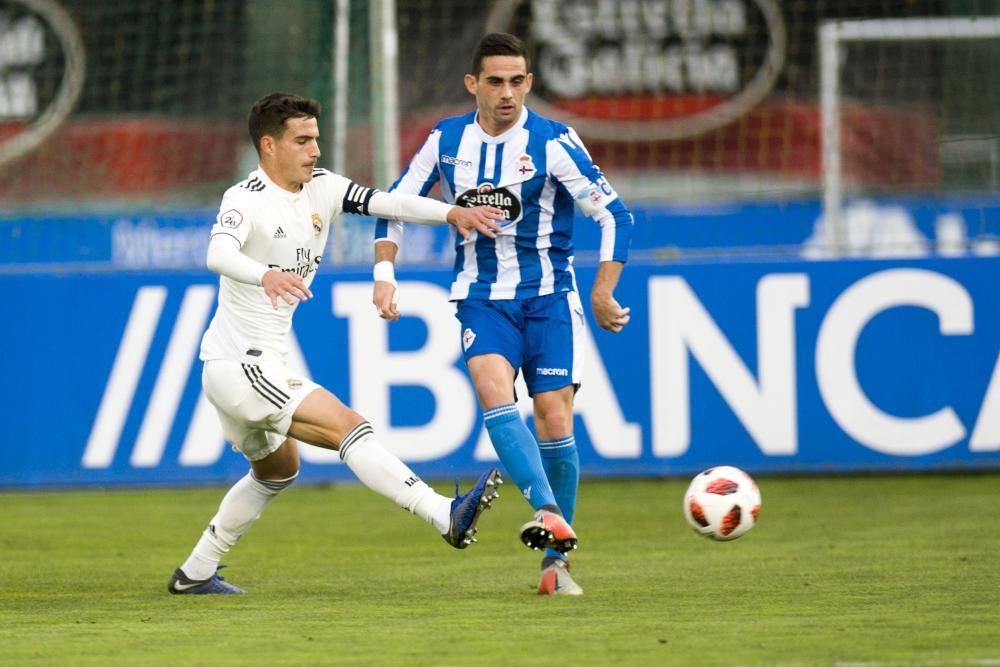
819;16;1000;254
331;0;400;263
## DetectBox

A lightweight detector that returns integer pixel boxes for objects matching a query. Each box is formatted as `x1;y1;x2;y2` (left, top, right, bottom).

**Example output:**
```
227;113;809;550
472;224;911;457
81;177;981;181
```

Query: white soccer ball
683;466;761;541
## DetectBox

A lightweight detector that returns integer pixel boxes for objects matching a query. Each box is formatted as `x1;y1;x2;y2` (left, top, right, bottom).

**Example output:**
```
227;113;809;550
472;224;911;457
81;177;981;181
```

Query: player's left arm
329;174;502;236
587;201;632;332
550;127;634;333
324;172;503;237
367;191;503;238
590;259;630;333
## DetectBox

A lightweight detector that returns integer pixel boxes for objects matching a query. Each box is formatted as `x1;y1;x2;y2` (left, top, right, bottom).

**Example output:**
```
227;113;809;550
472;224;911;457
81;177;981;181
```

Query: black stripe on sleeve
342;181;379;216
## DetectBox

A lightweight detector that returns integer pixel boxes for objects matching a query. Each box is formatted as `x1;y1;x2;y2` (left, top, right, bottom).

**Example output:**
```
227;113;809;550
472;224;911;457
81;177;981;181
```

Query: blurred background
2;0;998;268
1;0;998;487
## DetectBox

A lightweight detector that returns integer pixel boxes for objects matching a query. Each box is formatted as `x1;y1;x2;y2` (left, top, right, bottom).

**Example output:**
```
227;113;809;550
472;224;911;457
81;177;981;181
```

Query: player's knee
474;378;512;406
251;447;300;482
534;400;573;439
343;409;366;428
539;413;572;440
252;469;299;493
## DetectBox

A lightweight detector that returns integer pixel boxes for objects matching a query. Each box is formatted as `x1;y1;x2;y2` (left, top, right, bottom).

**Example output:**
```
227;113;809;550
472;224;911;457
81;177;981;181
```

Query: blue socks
484;405;557;510
539;435;579;562
484;405;580;562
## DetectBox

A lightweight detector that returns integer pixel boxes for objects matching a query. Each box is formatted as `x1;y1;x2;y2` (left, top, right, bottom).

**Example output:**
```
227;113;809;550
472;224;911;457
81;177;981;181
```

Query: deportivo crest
456;183;521;225
462;327;476;352
311;213;323;235
516;154;536;177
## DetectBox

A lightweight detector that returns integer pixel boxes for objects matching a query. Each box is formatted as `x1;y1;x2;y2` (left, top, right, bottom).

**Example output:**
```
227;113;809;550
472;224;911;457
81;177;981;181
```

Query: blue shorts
455;291;586;396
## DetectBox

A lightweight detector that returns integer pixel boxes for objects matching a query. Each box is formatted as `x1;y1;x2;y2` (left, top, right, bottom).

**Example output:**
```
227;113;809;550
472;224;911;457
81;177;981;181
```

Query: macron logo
536;367;568;377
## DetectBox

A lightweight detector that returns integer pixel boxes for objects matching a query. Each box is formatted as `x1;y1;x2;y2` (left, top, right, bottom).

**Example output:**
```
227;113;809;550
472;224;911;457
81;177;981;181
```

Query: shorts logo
287;378;303;390
220;209;243;229
536;367;569;376
462;327;476;352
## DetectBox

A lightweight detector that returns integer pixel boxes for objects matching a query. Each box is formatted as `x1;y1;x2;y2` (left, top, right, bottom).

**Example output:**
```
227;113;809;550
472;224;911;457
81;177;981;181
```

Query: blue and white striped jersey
374;107;633;300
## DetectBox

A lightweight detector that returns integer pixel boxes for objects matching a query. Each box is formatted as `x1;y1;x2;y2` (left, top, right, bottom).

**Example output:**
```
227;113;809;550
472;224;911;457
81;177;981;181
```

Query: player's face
264;116;321;192
465;55;532;137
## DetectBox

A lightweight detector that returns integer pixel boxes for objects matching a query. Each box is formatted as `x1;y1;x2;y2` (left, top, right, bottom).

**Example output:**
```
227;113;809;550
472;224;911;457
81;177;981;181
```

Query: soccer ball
683;466;761;540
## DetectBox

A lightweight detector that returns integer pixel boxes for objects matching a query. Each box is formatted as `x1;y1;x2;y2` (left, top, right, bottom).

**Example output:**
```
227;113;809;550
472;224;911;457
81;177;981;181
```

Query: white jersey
200;166;372;363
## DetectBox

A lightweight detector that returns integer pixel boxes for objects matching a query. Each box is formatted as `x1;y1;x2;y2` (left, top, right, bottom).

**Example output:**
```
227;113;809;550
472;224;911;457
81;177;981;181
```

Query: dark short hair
471;32;529;76
248;92;321;155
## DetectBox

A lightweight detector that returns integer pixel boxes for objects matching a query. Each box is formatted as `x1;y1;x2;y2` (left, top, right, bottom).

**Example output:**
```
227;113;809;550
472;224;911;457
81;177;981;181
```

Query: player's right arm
372;239;400;321
368;196;501;320
370;128;443;317
207;193;312;309
370;127;503;320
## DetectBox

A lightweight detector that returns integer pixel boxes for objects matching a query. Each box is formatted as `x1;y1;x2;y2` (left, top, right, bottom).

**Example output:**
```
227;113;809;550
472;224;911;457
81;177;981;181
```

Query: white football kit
201;166;454;460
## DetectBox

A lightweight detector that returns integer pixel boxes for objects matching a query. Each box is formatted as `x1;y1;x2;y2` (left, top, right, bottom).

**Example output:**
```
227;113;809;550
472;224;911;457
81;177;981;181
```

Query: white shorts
202;358;319;461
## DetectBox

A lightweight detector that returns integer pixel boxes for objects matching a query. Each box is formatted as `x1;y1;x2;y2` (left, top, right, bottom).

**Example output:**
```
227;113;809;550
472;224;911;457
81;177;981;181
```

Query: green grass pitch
1;473;998;666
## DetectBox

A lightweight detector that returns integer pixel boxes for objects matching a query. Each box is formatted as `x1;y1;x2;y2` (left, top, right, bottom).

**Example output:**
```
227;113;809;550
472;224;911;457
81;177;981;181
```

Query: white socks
180;421;451;581
339;421;452;533
180;471;297;581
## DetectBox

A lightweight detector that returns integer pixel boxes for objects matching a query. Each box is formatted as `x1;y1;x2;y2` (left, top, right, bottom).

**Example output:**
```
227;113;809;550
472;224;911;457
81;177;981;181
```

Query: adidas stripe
339;420;374;460
342;181;377;216
240;177;265;192
240;364;291;409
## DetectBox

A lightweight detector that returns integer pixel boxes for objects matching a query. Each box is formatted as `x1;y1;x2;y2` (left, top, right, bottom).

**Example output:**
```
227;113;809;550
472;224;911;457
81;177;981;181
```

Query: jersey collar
472;106;528;144
255;166;303;201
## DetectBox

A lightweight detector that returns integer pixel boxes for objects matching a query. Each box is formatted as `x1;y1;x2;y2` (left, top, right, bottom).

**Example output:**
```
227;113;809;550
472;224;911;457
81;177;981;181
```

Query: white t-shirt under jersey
200;166;454;363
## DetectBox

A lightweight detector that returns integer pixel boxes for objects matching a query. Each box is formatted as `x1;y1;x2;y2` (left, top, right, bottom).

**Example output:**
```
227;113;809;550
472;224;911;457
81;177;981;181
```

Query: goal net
1;0;997;263
819;16;1000;255
0;0;341;207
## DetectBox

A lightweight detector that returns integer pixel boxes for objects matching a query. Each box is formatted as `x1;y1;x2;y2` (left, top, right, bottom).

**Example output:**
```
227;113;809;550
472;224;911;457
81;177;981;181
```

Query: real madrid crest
311;213;323;236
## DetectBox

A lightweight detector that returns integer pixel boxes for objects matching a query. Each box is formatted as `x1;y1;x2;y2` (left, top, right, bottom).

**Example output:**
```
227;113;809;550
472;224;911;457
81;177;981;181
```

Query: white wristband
373;260;396;284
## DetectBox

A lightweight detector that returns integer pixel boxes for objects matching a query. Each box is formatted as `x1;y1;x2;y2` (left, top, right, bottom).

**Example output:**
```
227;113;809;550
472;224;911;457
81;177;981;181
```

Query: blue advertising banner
3;195;998;269
2;255;998;488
